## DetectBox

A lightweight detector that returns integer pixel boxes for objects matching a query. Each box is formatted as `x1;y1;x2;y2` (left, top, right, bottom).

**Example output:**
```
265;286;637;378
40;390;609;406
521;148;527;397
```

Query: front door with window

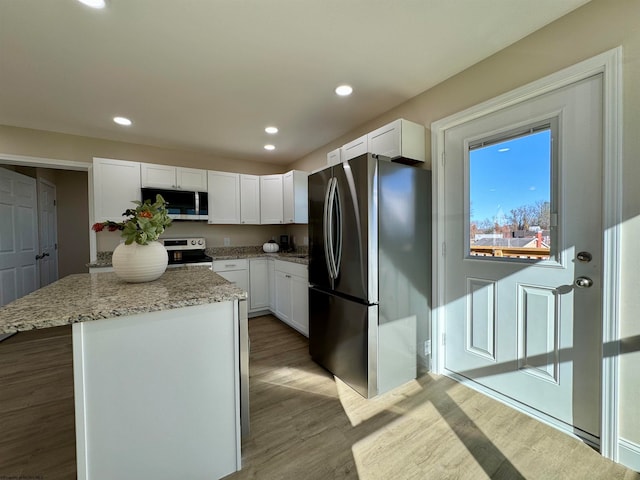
443;74;603;442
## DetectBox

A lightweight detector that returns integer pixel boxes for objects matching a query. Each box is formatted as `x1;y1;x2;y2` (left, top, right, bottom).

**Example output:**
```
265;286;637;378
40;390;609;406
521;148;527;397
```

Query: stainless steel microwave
141;187;208;221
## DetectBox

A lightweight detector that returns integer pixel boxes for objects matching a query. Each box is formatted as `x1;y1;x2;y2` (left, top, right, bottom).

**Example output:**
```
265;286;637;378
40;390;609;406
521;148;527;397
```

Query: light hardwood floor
0;325;76;480
230;315;639;480
0;316;638;479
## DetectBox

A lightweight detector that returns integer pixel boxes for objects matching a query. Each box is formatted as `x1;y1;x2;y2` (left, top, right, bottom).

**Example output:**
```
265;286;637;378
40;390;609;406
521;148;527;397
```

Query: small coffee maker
279;234;290;252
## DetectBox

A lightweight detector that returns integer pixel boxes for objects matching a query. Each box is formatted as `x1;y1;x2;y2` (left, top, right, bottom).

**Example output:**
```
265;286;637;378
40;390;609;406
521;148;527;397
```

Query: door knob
575;276;593;288
576;251;592;263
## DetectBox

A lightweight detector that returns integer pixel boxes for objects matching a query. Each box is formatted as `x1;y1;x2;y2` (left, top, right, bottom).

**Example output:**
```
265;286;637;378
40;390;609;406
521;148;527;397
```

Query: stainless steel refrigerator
308;153;431;398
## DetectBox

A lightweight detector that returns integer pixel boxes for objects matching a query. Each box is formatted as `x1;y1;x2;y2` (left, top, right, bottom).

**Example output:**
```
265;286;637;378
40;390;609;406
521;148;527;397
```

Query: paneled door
0;167;39;306
37;177;58;288
443;74;603;442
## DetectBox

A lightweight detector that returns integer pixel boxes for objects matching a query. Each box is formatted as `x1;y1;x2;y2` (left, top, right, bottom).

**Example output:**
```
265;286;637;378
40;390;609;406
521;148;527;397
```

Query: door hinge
441;151;445;166
53;199;57;206
441;333;446;346
442;242;446;257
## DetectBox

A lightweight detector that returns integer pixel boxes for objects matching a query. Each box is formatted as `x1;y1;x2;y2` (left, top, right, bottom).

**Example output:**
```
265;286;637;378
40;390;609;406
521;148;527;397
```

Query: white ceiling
0;0;590;165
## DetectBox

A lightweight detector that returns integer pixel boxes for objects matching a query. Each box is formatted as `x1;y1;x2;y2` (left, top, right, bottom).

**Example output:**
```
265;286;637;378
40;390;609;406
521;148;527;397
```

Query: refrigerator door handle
323;178;334;279
327;177;338;279
333;179;342;278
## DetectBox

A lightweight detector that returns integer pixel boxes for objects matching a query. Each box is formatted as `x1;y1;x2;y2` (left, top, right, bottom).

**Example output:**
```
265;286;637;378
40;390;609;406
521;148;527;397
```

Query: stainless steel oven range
162;237;213;267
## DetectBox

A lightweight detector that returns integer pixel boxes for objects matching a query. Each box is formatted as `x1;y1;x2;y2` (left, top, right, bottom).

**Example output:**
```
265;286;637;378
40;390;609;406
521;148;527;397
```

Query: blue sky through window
470;129;551;225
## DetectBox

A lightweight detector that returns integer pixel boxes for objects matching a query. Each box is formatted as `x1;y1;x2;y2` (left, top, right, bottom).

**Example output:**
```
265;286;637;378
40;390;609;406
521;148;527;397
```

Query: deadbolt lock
576;251;592;263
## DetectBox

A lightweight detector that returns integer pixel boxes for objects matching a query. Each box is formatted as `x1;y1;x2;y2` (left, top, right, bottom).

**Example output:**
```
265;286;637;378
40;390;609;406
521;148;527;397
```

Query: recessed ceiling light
264;144;276;151
77;0;107;9
265;126;278;134
113;116;132;126
335;85;353;96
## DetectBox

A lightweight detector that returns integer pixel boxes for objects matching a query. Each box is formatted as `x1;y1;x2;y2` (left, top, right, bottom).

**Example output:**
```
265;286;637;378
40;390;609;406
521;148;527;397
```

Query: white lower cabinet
216;256;308;335
213;259;249;295
267;258;275;310
273;260;308;337
248;258;269;312
289;273;309;336
274;270;292;323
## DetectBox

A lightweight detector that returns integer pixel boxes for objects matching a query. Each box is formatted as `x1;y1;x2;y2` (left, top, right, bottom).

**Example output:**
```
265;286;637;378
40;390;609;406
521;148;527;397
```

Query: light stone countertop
88;247;309;268
0;266;246;334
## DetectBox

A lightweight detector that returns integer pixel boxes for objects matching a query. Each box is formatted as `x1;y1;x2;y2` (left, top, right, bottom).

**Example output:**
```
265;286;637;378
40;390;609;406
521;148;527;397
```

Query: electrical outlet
424;340;431;356
223;237;230;246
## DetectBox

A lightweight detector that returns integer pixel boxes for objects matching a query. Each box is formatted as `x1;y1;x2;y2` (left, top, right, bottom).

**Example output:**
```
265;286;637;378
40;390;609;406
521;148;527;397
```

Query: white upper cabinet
260;175;283;224
207;171;240;224
93;157;141;223
141;163;207;191
341;134;368;161
240;175;260;225
140;163;174;188
327;148;342;166
176;167;208;191
367;119;425;163
283;170;308;224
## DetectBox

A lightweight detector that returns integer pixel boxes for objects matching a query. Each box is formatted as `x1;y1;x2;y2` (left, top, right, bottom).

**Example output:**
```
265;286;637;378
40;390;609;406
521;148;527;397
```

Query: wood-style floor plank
0;325;76;479
228;315;639;480
1;316;638;479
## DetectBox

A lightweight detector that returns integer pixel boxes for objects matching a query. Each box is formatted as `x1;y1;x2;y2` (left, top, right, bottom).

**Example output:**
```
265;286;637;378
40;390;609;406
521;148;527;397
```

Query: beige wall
95;223;288;252
0;125;285;175
0;125;296;251
289;0;640;448
55;170;90;277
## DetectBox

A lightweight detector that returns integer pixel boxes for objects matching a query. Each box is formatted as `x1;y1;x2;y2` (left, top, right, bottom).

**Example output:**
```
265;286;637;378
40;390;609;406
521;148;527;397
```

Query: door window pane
468;127;553;261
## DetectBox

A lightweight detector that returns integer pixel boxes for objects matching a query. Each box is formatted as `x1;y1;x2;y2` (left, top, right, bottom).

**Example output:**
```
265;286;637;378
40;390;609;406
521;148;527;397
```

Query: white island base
72;300;242;480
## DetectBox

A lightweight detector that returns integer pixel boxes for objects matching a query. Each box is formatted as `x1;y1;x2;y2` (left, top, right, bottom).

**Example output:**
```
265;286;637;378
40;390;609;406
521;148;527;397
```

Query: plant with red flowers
92;194;172;245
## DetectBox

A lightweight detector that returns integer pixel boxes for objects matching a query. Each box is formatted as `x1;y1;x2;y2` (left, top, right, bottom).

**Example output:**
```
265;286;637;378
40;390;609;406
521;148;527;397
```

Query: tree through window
468;123;556;261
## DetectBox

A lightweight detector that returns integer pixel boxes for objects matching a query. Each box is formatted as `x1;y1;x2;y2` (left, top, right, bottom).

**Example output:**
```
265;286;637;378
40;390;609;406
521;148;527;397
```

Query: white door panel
37;178;58;288
0;168;39;306
444;75;603;439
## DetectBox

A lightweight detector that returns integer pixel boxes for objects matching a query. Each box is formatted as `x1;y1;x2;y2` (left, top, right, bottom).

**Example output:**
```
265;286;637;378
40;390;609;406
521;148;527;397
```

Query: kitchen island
0;267;248;480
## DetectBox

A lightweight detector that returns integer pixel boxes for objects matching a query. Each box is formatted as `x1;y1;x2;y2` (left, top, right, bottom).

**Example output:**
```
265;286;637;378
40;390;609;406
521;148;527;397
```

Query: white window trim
431;46;622;462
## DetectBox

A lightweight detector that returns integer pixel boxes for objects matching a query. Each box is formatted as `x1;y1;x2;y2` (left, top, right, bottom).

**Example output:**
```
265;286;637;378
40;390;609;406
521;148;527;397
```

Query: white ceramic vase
112;241;168;283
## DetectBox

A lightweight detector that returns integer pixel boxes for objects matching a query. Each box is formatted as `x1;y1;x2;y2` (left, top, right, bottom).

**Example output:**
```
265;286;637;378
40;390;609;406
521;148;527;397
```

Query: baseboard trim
619;438;640;472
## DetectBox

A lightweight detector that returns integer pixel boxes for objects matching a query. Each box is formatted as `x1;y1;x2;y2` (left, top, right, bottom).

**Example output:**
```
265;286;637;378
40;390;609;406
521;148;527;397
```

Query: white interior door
443;74;603;442
37;177;58;287
0;167;39;306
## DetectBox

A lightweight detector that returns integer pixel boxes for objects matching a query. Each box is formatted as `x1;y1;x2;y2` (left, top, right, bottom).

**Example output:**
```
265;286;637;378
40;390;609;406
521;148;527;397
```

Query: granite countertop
88;246;309;268
0;266;246;335
211;251;309;265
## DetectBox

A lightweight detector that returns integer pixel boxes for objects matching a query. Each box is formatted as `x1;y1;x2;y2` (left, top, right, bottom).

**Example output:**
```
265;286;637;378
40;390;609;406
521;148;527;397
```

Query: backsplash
96;222;290;252
91;245;308;268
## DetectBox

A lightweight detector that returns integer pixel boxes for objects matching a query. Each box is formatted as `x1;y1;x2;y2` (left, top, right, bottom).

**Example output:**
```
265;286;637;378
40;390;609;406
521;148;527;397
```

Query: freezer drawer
309;287;378;398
